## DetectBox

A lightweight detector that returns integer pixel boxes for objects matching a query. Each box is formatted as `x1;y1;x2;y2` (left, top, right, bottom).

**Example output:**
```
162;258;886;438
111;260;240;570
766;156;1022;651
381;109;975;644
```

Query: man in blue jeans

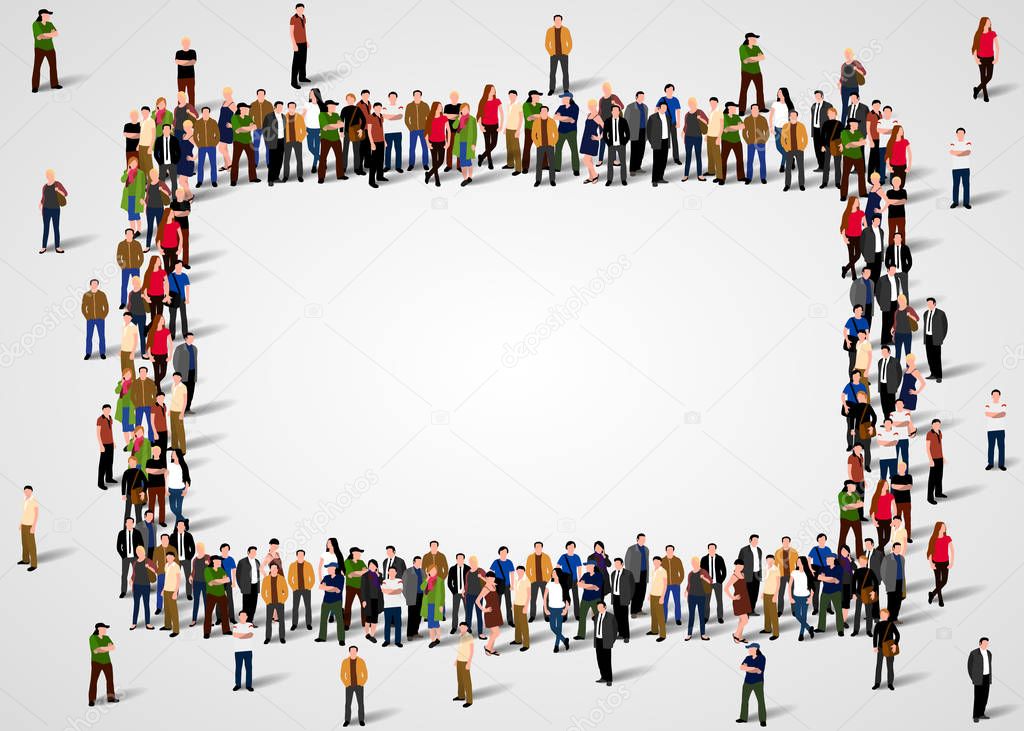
194;106;219;188
232;611;255;691
382;91;404;174
81;279;109;360
949;127;972;209
985;390;1007;470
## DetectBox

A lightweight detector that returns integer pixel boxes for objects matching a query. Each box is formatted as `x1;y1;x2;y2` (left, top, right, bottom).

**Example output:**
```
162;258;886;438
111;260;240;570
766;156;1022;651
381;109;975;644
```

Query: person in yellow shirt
169;372;188;453
648;556;668;640
705;97;724;181
341;645;368;725
544;14;572;95
19;486;39;571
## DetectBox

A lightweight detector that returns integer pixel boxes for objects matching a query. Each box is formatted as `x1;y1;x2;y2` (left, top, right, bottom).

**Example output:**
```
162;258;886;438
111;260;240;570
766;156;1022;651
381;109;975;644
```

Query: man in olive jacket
404;90;431;171
82;279;109;360
781;110;808;191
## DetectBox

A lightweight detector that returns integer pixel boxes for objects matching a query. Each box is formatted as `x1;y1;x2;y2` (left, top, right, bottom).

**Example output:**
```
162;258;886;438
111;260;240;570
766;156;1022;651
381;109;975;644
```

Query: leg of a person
739;682;752;722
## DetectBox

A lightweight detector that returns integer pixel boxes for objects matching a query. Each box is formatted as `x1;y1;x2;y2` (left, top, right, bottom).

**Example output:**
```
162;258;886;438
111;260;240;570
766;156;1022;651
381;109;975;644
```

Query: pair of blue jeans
548;610;567;649
192;582;207;621
132;584;151;624
197;146;217;185
746;143;766;181
169;488;185;524
252;129;267;166
952;168;970;205
131;314;148;355
146;207;163;248
663;584;682;622
895;332;912;363
234;651;252;688
156;574;166;611
792;595;814;637
687;593;707;636
896;440;909;465
120;268;139;307
684;136;703;177
41;207;61;249
840;87;859;123
464;593;482;633
86;319;106;357
384;132;402;170
409;130;428;168
135;406;153;441
306;128;321;169
879;458;898;481
987;430;1005;468
383;607;402;644
773;127;786;167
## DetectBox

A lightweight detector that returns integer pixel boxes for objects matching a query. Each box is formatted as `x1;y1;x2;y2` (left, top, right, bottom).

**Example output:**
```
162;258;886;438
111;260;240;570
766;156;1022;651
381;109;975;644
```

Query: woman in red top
159;209;183;271
143;255;169;321
424;101;450;188
146;314;173;388
927;522;954;607
971;17;999;102
840;196;866;281
885;126;911;185
869;480;896;548
476;84;503;170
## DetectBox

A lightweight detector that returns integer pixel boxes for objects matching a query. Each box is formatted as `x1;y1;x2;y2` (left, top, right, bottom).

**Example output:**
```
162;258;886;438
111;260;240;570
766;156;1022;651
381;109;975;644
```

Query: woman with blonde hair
869;479;896;548
177;119;196;189
579;98;603;184
452;102;477;186
476;84;502;170
971;17;999;102
892;294;919;363
217;87;236;171
840;196;865;280
898;353;925;412
927;522;954;607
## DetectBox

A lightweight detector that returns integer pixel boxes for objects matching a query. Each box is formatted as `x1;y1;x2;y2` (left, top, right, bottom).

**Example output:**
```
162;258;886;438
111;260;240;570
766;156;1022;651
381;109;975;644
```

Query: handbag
908;316;919;332
859;581;877;605
858;409;876;440
855;70;866;86
829;138;842;156
881;622;900;657
56;191;67;207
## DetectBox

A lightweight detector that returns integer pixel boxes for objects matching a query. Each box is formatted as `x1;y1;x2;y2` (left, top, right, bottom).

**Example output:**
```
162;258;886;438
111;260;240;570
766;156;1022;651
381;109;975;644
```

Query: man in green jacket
31;9;61;92
840;117;868;200
229;103;259;186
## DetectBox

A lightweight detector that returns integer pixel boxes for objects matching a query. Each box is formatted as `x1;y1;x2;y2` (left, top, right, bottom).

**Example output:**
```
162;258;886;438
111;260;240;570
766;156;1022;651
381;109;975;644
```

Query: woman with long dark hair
476;84;502;170
425;101;450;187
543;566;571;653
839;196;865;281
971;17;999;102
724;560;750;643
304;88;326;174
788;556;816;640
768;87;794;173
870;479;896;548
146;314;172;388
927;522;954;607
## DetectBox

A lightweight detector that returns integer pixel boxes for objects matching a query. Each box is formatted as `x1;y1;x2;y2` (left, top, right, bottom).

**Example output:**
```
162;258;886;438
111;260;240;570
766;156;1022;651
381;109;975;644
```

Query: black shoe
17;561;28;565
675;620;682;626
534;181;541;187
964;205;971;210
233;685;241;691
800;185;805;190
888;684;895;691
291;82;301;90
973;86;980;99
783;186;789;192
100;354;106;360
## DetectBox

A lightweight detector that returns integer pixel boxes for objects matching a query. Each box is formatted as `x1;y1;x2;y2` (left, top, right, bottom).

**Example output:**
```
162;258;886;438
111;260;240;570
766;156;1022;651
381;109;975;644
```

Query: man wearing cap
545;14;572;96
738;643;767;726
31;9;61;93
593;601;617;685
316;562;347;643
553;92;580;176
574;561;603;639
88;623;118;707
738;32;766;114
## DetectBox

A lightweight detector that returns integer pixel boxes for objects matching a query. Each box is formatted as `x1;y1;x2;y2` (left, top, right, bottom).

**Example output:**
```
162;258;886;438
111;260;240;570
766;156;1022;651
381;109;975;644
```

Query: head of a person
429;540;439;554
552;14;563;28
979;637;989;650
533;541;544;555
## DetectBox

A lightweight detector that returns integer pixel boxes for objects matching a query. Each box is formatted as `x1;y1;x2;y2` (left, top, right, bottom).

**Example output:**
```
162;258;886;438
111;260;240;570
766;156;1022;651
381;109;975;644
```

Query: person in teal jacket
120;158;146;236
452;103;477;187
421;566;445;647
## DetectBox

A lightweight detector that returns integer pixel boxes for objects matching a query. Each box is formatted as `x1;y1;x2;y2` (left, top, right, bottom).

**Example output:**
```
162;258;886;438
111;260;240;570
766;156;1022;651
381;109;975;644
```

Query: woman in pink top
971;17;999;102
870;480;896;548
927;522;954;607
143;255;169;320
146;314;172;388
476;84;503;170
840;196;866;281
425;101;450;188
885;126;911;184
160;210;183;271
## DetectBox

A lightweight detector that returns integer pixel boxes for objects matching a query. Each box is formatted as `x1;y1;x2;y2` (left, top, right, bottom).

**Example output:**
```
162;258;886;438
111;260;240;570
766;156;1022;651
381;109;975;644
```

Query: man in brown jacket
531;107;559;187
773;537;799;617
524;541;554;620
82;279;109;360
404;90;431;171
545;14;572;95
781;109;809;191
129;366;158;441
341;646;368;726
116;229;144;309
193;106;220;188
288;550;315;631
742;104;771;184
250;89;274;169
261;563;290;643
282;101;307;182
662;546;686;626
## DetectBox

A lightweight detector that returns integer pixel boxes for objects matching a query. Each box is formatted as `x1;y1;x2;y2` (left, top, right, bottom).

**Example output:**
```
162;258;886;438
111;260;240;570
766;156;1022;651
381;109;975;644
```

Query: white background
1;1;1023;729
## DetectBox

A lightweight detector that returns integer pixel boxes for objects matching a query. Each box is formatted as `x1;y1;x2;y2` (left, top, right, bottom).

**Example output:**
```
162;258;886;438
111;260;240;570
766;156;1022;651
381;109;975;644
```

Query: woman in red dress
476;572;503;656
724;560;751;643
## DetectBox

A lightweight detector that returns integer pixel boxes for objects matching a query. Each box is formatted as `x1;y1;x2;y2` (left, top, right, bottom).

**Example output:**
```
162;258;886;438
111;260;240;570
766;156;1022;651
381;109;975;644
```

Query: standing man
87;623;117;707
781;110;807;191
263;101;286;186
839;480;865;557
809;91;834;173
881;543;906;620
31;9;61;93
282;102;306;182
738;33;766;113
82;279;109;361
288;549;314;632
984;390;1007;471
232;611;255;692
553;92;580;177
454;622;474;707
969;637;993;722
193;106;220;188
174;520;196;601
738;535;763;615
511;565;531;650
926;419;947;504
204;555;232;638
718;101;745;184
661;545;685;627
871;608;900;690
170;326;196;407
646;101;671;187
742;104;770;185
341;646;368;727
261;562;289;644
760;555;780;640
490;547;515;625
174;38;196;107
316;562;346;643
161;550;181;636
609;558;634;642
773;537;797;618
602;103;629;186
624;534;649;618
138;107;156;175
96;405;116;490
524;542;552;621
531;106;558;187
922;298;948;383
647;556;667;641
593;601;617;686
289;4;310;90
877;345;901;417
701;543;727;624
624;92;648;176
117;518;143;598
405;90;430;171
382;91;404;174
503;90;523;176
154;124;181;194
556;541;582;619
705;97;723;182
737;644;767;725
169;372;188;454
950;127;972;209
19;486;39;572
574;561;603;640
545;14;572;96
229;103;259;185
839;118;868;200
403;556;424;640
447;553;471;633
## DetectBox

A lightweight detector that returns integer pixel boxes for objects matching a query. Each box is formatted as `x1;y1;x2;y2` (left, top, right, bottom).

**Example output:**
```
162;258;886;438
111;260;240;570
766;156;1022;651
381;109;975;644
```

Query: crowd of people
20;6;1008;727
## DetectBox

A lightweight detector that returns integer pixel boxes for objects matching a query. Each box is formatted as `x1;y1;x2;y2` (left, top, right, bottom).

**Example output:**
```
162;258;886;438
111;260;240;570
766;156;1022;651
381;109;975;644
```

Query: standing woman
217;87;236;172
421;565;445;648
120;158;145;236
864;172;886;233
114;370;136;445
142;255;168;321
158;209;183;272
869;480;896;548
898;352;926;412
840;196;865;281
927;522;954;607
838;545;855;627
146;315;172;388
475;571;503;656
892;296;920;365
788;557;816;641
543;566;571;653
425;101;450;187
476;84;503;170
972;17;999;102
724;560;751;644
304;88;325;174
580;99;603;183
587;541;611;596
176;119;196;190
885;127;911;184
39;168;67;253
143;169;169;252
453;103;477;187
768;87;794;173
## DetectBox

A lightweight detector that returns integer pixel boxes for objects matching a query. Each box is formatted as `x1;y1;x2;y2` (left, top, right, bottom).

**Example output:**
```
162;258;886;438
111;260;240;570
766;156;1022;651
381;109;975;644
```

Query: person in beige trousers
648;556;667;640
512;565;530;650
162;552;181;636
705;98;724;181
169;372;188;453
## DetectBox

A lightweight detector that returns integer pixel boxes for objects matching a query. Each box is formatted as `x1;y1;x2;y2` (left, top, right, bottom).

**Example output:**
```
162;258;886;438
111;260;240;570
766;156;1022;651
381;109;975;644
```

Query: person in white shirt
232;611;256;691
949;127;972;209
876;106;898;182
875;418;900;481
891;400;915;465
382;91;404;174
381;566;404;648
984;389;1007;470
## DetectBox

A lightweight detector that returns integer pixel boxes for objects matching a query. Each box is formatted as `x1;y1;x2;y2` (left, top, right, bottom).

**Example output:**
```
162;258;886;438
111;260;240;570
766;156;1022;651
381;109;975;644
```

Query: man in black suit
235;546;262;626
871;607;900;690
968;637;993;722
381;545;407;580
263;101;286;186
173;519;196;600
846;92;868;130
884;235;913;277
117;518;145;598
809;90;834;172
447;553;471;634
608;558;634;642
120;456;146;524
861;216;886;285
819;106;843;189
153;124;181;194
875;266;906;347
922;298;949;382
701;543;728;623
593;601;617;685
646;101;671;186
737;535;764;616
877;345;901;418
602;104;629;186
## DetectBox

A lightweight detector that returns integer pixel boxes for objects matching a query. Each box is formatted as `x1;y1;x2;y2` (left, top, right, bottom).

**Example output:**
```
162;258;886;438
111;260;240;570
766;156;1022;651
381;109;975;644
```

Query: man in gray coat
171;334;198;413
850;267;875;325
624;92;648;175
968;637;993;722
624;534;649;617
922;298;949;382
402;557;424;639
235;546;261;625
879;542;906;620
